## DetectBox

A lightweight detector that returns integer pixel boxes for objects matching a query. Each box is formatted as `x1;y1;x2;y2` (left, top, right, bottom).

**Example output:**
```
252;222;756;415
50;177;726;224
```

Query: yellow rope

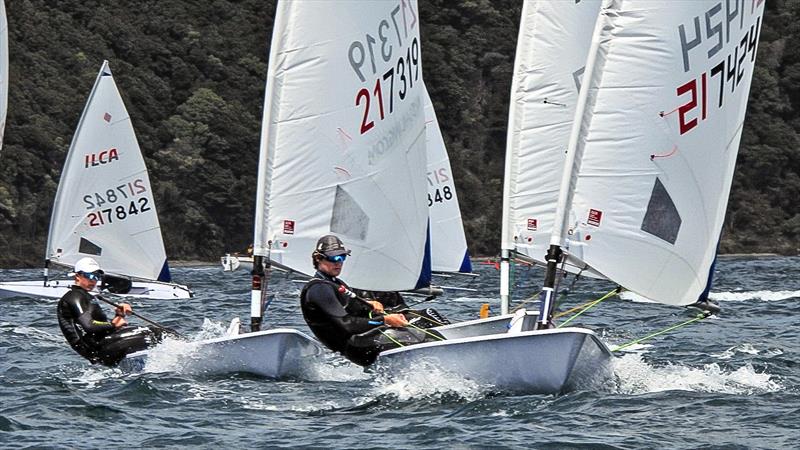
511;289;543;313
556;287;620;328
554;298;601;318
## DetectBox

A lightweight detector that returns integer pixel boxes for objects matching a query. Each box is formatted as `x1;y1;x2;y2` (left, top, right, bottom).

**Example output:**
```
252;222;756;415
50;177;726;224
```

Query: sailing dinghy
220;253;253;272
0;61;191;300
377;0;764;394
124;0;433;376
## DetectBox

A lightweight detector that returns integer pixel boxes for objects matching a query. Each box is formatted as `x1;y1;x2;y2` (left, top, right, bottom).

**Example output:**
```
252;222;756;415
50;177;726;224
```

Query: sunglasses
78;271;102;281
324;254;347;263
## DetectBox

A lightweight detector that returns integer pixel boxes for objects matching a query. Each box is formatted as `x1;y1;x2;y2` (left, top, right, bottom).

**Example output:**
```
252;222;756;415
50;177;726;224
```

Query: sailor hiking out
57;257;163;366
300;235;447;366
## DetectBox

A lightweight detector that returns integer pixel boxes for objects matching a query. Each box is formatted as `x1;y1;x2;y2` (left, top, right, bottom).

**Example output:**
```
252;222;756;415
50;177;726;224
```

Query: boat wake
620;289;800;303
132;318;231;374
709;290;800;302
612;353;782;395
371;361;492;402
302;354;371;382
710;343;783;360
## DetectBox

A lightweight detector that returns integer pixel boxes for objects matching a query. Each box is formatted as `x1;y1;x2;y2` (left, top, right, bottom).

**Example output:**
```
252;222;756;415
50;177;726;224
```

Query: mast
537;1;612;328
250;2;290;332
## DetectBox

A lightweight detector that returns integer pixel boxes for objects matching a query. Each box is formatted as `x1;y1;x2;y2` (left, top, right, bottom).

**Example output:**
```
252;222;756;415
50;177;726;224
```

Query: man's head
73;257;104;291
312;234;351;276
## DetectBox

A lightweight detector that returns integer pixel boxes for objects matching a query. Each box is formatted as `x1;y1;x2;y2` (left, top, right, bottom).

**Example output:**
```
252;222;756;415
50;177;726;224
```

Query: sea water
0;256;797;448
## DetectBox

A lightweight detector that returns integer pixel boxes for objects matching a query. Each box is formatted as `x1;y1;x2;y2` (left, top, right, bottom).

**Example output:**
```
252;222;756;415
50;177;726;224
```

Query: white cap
74;257;103;274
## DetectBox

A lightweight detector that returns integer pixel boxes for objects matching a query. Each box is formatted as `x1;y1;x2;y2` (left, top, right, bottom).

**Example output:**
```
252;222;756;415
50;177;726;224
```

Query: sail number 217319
348;1;420;135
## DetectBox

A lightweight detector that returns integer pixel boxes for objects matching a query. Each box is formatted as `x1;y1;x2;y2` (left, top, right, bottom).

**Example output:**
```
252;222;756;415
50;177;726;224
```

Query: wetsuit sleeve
77;306;115;334
305;283;381;335
63;298;114;334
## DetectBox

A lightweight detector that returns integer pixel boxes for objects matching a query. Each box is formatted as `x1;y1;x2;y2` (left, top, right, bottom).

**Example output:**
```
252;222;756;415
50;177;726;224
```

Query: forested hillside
0;0;797;267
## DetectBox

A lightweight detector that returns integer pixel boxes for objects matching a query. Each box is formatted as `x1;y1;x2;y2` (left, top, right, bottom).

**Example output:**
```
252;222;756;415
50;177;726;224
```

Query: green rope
405;322;446;341
611;311;711;353
376;311;447;346
379;330;405;347
556;287;620;328
403;310;447;327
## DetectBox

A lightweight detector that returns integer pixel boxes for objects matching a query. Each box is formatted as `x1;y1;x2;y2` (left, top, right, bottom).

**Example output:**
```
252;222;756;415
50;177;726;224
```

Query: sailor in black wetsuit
300;235;443;366
57;257;162;366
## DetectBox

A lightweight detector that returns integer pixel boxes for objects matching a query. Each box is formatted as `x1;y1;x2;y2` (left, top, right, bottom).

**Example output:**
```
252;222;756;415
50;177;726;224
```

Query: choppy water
1;256;798;448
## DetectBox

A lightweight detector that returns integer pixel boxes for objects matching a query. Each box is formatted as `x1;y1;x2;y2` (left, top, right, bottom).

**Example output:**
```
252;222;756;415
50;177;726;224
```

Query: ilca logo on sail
84;148;119;168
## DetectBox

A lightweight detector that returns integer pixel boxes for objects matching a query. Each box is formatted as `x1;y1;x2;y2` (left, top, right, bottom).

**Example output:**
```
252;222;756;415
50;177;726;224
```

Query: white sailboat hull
0;279;192;300
378;316;613;394
120;328;324;379
220;255;253;272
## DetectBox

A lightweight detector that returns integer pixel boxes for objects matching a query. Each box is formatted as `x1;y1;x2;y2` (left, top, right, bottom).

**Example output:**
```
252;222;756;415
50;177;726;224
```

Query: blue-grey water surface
1;256;798;448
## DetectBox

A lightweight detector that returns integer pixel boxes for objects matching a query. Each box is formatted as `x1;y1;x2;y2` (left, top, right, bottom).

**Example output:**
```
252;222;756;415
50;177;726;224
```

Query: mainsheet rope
611;311;712;353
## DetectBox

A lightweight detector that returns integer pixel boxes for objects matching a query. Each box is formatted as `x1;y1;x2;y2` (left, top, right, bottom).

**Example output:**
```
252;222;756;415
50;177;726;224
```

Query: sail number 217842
84;178;152;227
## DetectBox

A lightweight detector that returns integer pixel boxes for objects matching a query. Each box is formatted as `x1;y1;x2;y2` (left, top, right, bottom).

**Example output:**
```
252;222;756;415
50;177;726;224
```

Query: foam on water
139;336;205;373
620;289;800;303
710;343;784;360
371;361;491;402
63;366;125;389
133;318;231;373
303;354;372;382
613;353;783;395
709;290;800;302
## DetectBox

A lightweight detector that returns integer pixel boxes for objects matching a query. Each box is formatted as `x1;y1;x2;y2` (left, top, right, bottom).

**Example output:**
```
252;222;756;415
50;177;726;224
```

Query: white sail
424;88;471;273
254;0;430;291
500;0;603;274
0;0;8;152
47;61;171;282
555;0;765;305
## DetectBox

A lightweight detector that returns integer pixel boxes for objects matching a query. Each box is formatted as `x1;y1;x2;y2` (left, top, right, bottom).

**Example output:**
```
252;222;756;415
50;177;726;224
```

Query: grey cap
315;235;350;257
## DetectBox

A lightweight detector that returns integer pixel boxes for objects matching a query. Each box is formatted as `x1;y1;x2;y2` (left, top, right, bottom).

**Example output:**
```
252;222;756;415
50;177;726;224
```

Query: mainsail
549;0;765;307
424;88;471;274
253;0;430;292
47;61;172;282
501;0;603;271
500;0;604;312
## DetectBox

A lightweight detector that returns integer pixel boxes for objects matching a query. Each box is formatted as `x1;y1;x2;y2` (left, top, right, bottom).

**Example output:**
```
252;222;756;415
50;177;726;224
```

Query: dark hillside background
0;0;797;267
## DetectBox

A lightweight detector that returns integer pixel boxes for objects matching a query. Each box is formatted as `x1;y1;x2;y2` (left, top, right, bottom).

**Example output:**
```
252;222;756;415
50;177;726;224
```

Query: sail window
330;185;369;240
78;238;103;256
640;178;681;245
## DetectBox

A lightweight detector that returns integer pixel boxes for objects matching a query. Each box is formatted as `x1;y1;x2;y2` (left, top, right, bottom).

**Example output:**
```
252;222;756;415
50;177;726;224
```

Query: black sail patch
78;238;103;256
640;178;681;245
